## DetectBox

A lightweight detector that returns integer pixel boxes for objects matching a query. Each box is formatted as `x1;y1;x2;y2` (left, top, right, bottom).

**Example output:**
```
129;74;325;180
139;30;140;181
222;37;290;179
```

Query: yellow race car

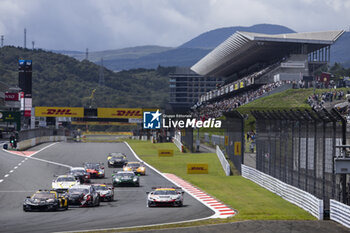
123;162;146;175
23;190;68;211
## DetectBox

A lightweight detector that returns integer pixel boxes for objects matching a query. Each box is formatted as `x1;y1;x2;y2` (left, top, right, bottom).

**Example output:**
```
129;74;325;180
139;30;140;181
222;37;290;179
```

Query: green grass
127;140;315;221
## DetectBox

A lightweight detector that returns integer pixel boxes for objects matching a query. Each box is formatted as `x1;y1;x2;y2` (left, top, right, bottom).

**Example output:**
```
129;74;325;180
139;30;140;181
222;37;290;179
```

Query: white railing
141;135;148;141
172;137;184;152
216;146;231;176
330;199;350;228
242;164;323;220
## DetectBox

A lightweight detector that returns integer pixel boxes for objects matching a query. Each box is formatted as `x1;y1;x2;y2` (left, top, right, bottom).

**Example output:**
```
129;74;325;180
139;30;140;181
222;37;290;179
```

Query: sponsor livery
147;187;184;207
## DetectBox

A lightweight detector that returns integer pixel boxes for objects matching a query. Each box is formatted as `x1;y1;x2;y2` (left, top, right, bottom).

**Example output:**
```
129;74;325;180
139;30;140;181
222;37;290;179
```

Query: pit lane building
191;30;344;103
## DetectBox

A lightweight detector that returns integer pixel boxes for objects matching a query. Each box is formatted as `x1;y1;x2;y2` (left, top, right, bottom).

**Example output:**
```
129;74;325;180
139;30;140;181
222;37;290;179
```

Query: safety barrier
330;199;350;228
242;164;323;220
204;133;225;146
17;136;66;151
141;135;148;141
216;146;230;176
172;137;184;152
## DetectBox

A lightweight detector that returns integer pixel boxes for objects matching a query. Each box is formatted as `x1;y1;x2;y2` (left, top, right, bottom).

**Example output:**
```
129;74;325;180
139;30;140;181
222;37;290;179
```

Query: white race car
52;175;80;192
147;187;184;207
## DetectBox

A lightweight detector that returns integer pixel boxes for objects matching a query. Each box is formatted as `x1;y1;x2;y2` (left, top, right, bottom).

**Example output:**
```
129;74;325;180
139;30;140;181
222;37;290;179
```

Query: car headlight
140;167;145;171
133;177;138;182
115;178;120;182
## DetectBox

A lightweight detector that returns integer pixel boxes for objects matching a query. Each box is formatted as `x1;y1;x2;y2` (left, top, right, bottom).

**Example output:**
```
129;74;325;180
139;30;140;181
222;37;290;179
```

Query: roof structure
191;30;344;77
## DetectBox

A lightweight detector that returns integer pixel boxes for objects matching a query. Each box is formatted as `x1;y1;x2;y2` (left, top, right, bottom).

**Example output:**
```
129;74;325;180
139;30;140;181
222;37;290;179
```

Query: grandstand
191;30;344;116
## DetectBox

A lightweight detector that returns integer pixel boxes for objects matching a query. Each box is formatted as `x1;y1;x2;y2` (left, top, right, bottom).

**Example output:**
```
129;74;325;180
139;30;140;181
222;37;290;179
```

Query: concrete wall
17;136;66;150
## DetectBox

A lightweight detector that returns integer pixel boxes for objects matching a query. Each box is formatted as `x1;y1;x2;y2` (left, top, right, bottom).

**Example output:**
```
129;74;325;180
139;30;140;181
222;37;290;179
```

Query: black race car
69;167;91;183
67;184;100;207
23;190;68;212
107;152;128;167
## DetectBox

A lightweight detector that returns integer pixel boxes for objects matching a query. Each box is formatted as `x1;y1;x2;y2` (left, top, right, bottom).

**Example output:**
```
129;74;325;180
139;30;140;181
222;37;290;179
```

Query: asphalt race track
0;142;214;233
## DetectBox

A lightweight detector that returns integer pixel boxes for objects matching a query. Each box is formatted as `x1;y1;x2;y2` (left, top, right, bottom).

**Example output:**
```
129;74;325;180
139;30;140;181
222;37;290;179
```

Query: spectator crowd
307;90;345;110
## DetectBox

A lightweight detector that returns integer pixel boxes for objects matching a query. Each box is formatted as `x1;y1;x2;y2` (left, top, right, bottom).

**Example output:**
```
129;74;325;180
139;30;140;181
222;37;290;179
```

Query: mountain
54;45;173;63
0;46;171;108
179;24;296;49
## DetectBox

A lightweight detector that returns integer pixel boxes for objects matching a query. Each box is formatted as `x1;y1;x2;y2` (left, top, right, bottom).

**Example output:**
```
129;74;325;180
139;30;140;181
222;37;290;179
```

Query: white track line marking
2;142;71;168
14;166;18;169
0;179;3;183
4;174;9;178
9;170;14;173
18;163;22;166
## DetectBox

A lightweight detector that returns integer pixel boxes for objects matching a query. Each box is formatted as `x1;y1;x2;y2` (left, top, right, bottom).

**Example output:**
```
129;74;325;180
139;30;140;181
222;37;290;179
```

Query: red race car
84;162;105;178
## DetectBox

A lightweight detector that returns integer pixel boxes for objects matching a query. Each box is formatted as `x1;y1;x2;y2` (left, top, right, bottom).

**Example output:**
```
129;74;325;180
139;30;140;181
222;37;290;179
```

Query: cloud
0;0;348;51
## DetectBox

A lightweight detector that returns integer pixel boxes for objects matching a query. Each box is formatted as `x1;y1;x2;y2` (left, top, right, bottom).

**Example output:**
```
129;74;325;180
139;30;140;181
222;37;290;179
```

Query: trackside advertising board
98;108;142;119
158;149;174;157
35;107;84;117
187;163;208;174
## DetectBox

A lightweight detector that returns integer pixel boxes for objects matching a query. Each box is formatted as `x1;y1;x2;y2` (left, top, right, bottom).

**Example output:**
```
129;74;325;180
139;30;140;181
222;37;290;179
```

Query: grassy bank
127;140;315;221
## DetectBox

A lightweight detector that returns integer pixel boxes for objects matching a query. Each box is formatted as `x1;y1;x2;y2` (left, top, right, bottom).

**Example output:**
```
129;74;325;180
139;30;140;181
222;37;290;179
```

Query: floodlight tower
1;35;3;47
85;48;89;60
32;41;35;50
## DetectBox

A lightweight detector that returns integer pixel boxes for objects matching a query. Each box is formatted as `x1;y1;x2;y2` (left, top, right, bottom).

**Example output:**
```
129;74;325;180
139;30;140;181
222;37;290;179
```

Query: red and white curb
163;173;236;218
124;142;236;219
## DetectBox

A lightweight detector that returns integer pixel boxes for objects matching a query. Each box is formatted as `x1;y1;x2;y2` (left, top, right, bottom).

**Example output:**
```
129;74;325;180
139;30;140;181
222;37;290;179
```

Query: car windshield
154;190;177;195
32;193;55;199
85;164;99;169
111;155;124;159
128;163;140;168
69;188;89;193
94;185;108;191
116;172;133;177
57;177;76;182
71;168;85;173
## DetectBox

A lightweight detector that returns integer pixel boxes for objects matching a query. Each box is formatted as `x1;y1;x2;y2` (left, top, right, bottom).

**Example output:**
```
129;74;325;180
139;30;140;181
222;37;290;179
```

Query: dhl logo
190;167;206;170
45;109;75;115
187;163;208;174
113;110;142;117
35;107;84;117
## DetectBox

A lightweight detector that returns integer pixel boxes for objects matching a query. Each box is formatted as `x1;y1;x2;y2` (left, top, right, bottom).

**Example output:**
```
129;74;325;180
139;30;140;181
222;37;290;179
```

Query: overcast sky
0;0;349;51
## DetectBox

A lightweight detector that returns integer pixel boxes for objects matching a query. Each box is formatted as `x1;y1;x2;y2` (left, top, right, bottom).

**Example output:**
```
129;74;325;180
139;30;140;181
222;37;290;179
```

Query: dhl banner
35;107;84;117
158;149;174;157
234;83;238;90
98;108;142;119
240;82;244;88
187;163;208;174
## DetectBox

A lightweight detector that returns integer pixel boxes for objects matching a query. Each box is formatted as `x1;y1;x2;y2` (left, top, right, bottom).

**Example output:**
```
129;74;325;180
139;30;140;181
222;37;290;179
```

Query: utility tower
32;41;35;50
85;48;89;60
1;35;3;47
99;58;105;87
24;28;26;49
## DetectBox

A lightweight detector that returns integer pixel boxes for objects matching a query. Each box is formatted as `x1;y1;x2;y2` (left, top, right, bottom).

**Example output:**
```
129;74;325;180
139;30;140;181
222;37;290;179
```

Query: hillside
0;46;172;108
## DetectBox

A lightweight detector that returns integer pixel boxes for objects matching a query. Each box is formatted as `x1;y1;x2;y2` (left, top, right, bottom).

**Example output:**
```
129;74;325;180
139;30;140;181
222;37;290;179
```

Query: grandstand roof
191;30;344;77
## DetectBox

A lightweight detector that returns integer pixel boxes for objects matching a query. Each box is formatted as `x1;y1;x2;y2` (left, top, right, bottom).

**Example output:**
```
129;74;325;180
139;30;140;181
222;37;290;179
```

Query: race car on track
112;171;140;187
123;161;146;175
23;190;68;212
91;184;114;201
147;187;184;207
107;152;128;167
84;162;105;178
67;184;100;207
69;167;91;183
52;175;80;192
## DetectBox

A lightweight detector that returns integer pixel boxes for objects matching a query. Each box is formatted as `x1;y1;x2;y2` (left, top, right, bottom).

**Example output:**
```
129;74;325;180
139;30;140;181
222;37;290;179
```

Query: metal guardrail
204;133;225;146
216;146;231;176
172;137;184;152
242;164;323;220
330;199;350;228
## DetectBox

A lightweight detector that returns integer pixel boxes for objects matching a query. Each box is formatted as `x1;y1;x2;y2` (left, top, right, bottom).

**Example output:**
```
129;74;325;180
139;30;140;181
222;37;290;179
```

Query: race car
69;167;91;183
91;184;114;201
112;171;140;187
52;175;80;192
123;161;146;175
107;152;128;167
84;162;105;178
23;190;68;212
147;187;184;207
67;184;100;207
